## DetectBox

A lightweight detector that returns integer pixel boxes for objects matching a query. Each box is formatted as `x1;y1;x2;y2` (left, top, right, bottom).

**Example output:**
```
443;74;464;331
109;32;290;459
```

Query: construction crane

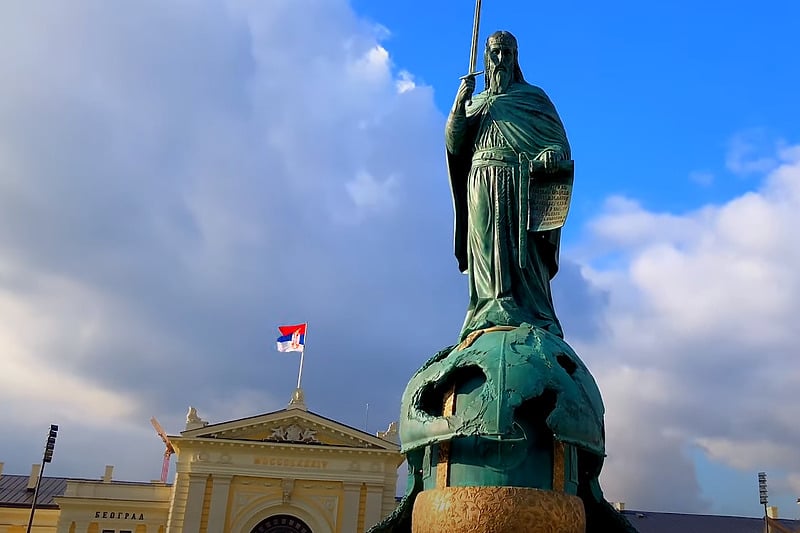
150;417;175;483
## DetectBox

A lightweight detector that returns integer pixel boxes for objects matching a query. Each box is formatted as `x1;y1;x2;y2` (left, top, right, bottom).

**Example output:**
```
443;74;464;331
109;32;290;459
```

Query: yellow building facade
0;391;403;533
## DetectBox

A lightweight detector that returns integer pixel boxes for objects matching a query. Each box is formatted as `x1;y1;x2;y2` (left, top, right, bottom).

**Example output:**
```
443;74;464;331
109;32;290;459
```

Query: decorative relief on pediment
267;424;319;444
194;414;392;449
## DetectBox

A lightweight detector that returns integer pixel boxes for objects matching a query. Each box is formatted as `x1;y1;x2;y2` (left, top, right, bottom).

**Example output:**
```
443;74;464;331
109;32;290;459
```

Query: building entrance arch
250;513;313;533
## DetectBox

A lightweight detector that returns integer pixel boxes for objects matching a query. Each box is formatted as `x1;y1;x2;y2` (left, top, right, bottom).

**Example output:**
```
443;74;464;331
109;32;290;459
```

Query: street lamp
26;425;58;533
758;472;768;533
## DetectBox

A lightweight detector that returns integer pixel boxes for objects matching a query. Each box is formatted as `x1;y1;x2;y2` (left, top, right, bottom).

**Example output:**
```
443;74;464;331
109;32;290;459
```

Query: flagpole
296;323;307;389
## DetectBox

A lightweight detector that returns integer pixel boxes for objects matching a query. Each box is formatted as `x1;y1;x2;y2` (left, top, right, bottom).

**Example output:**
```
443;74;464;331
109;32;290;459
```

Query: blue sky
355;0;800;216
1;0;799;520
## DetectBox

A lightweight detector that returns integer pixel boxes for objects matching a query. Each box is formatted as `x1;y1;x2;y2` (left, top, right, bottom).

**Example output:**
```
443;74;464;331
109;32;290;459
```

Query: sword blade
467;0;482;75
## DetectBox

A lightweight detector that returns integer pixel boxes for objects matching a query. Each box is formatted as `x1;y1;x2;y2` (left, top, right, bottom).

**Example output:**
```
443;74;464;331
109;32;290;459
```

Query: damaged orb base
402;324;604;489
380;324;623;533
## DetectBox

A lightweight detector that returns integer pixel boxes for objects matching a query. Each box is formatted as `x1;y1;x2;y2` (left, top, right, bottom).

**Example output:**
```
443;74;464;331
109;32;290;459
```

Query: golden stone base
411;486;585;533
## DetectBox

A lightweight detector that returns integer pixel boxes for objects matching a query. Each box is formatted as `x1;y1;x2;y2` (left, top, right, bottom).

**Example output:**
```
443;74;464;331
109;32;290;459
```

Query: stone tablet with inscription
527;160;574;232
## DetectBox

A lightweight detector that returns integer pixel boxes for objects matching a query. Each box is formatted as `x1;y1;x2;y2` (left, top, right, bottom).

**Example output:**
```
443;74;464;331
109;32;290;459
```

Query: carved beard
490;66;511;95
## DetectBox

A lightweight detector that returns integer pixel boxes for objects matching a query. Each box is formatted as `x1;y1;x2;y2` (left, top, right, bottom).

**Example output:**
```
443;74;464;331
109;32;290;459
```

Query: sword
462;0;484;80
519;153;529;269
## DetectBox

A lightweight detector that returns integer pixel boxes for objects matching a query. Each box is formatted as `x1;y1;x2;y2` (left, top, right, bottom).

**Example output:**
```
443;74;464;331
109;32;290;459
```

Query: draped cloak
446;82;571;339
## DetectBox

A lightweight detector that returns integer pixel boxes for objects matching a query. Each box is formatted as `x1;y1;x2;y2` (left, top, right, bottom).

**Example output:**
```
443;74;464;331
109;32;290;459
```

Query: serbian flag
276;323;306;352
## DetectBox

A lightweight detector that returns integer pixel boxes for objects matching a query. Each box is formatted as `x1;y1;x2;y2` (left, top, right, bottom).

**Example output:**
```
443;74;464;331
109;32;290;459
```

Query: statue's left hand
536;150;563;172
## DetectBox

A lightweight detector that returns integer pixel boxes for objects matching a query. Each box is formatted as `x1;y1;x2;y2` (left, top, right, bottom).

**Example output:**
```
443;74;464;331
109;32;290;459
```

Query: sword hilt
459;71;484;80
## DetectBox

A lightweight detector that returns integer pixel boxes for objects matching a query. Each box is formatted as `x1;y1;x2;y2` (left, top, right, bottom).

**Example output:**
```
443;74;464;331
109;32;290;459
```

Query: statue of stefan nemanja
369;31;637;533
446;30;569;343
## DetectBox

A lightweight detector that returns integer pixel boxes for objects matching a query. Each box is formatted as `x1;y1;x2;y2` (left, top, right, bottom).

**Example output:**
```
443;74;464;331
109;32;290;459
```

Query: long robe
446;82;571;340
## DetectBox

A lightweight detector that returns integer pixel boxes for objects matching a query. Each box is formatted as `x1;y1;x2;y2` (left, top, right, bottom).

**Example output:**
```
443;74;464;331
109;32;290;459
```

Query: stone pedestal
411;486;585;533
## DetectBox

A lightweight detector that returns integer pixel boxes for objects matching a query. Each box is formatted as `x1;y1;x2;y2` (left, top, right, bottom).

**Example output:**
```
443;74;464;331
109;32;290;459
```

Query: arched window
250;514;313;533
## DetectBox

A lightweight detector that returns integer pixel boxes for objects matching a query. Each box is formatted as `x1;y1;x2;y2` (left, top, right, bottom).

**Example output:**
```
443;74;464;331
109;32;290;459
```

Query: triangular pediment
178;408;398;451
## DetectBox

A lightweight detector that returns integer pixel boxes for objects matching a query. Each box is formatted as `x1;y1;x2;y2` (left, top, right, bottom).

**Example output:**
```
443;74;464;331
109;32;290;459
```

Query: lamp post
26;425;58;533
758;471;768;533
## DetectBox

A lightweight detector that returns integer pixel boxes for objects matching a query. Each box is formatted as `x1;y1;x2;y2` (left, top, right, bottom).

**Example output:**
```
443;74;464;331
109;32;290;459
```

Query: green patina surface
406;325;597;493
445;32;570;342
371;324;636;533
400;326;604;457
368;30;637;533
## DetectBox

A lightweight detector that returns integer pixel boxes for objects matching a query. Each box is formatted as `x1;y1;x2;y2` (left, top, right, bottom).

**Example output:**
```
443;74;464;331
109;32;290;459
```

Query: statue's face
487;42;515;94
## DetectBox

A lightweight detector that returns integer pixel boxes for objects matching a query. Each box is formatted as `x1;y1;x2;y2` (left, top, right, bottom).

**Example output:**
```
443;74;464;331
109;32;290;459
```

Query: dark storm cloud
0;0;476;480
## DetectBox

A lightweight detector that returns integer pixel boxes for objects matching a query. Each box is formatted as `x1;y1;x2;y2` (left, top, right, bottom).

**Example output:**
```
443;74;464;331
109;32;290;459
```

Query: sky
1;0;799;520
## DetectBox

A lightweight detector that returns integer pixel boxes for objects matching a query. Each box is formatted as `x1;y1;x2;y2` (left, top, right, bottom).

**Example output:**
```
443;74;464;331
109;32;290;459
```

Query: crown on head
486;31;518;50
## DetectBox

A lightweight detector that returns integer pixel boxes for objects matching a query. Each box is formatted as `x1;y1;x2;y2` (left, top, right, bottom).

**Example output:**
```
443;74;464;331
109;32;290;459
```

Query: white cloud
577;143;800;512
787;473;800;497
395;71;417;94
0;0;452;482
725;129;781;175
587;195;709;250
349;45;392;83
345;171;399;212
695;438;797;471
0;273;139;426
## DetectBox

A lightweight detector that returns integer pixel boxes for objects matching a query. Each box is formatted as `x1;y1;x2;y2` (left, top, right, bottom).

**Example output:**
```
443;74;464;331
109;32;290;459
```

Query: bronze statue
370;30;637;533
446;30;572;342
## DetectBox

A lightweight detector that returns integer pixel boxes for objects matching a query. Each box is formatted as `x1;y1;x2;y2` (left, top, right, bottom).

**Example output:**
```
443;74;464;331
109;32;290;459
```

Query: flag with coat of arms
276;323;306;352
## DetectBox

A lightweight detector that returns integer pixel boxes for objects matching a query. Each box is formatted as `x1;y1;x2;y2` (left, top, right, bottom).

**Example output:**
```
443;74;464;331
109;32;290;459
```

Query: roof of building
177;404;400;452
622;509;798;533
0;473;167;509
183;406;392;443
0;474;68;508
